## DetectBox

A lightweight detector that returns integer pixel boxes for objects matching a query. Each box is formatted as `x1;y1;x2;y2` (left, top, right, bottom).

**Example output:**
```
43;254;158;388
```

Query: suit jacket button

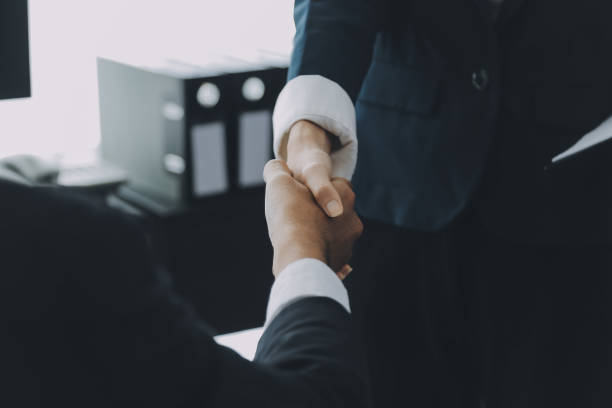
472;69;489;91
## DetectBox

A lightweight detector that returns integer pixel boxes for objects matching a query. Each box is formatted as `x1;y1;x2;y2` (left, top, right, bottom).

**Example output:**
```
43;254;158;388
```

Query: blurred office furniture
1;0;288;333
0;155;59;185
98;56;286;214
98;55;289;333
57;161;127;189
0;153;127;191
0;0;30;100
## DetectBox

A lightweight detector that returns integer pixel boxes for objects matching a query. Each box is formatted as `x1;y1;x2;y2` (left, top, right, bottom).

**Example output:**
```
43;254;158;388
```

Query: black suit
289;0;612;407
0;180;368;408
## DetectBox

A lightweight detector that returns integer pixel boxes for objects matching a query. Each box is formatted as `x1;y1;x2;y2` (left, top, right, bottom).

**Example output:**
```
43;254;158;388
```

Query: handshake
264;120;363;279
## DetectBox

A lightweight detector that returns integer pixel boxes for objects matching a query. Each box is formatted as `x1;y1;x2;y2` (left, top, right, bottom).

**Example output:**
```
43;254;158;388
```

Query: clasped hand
264;153;362;279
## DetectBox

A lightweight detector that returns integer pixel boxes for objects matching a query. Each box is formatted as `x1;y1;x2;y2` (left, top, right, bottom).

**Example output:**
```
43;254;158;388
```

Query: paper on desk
214;327;264;361
552;115;612;163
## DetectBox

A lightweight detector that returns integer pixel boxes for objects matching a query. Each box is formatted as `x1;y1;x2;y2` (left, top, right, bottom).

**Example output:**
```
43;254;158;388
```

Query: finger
302;162;343;217
331;178;356;208
336;264;353;280
263;159;293;184
331;177;352;190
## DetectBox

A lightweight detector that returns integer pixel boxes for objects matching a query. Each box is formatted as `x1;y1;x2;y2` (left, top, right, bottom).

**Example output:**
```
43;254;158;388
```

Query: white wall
0;0;294;158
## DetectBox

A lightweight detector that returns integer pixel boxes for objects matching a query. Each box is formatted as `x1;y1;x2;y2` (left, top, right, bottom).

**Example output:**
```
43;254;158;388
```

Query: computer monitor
0;0;31;100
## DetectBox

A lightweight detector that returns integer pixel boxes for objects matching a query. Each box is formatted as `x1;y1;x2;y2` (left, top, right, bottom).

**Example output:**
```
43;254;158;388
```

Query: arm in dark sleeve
254;297;370;408
4;183;368;407
84;203;369;407
206;298;370;407
290;0;384;101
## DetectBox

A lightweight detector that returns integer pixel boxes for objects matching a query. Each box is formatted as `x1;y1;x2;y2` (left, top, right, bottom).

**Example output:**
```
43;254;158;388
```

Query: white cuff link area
272;75;358;180
265;258;350;327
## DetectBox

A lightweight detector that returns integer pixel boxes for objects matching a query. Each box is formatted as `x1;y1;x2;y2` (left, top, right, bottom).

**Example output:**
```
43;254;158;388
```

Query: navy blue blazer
290;0;612;242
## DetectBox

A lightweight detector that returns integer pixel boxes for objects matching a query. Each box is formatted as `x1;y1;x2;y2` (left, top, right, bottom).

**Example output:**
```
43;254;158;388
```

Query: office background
0;0;296;335
0;0;294;159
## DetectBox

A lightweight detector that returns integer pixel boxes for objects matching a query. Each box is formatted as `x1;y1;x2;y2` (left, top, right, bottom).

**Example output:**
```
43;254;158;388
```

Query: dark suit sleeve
86;200;369;407
208;298;369;407
289;0;384;101
1;181;368;408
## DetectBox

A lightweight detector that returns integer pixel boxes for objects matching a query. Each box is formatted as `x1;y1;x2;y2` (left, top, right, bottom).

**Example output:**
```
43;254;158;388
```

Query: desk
215;327;264;361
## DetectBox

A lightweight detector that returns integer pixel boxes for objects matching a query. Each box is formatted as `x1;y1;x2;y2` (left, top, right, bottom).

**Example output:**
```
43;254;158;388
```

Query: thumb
286;120;342;217
301;161;343;217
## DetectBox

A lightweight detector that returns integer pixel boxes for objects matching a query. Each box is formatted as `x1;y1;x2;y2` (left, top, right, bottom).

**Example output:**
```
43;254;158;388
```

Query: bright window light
0;0;294;159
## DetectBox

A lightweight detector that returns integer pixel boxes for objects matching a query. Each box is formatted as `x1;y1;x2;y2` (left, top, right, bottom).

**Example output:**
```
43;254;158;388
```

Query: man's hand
286;120;343;217
264;159;363;279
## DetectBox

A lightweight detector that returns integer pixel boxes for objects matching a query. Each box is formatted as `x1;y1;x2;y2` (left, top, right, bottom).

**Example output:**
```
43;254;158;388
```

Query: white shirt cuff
265;258;351;328
272;75;358;180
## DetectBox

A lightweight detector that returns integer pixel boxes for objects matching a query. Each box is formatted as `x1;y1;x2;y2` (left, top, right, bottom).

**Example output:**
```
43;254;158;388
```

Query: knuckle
333;180;345;193
263;160;291;183
343;187;356;207
263;159;280;173
266;158;284;168
354;217;364;236
332;178;354;203
266;172;294;187
346;188;356;205
262;159;276;173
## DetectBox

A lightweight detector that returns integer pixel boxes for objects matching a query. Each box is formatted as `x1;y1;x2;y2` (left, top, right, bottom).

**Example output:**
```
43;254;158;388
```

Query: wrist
273;234;327;277
289;120;332;154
